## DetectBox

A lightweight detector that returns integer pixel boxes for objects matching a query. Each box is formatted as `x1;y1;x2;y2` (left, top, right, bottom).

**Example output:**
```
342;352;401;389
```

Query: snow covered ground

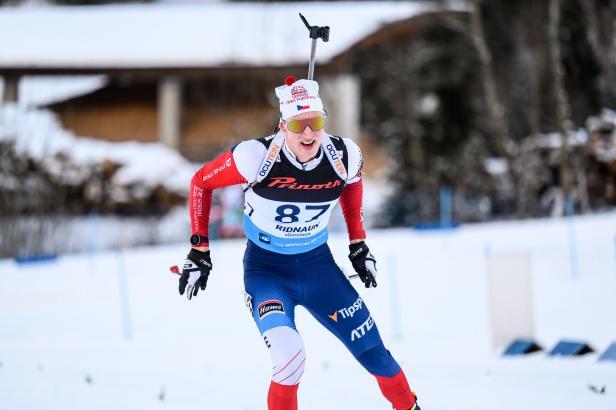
1;212;615;410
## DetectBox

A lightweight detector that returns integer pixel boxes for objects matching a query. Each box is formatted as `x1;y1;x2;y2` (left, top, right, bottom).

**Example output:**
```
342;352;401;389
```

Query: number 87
275;204;330;223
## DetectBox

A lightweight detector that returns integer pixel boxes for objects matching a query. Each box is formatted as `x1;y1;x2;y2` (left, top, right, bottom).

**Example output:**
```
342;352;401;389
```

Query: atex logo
258;300;285;319
329;297;364;322
351;315;375;341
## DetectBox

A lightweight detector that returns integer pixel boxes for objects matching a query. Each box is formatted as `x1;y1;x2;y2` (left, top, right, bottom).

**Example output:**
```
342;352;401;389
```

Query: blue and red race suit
189;134;416;410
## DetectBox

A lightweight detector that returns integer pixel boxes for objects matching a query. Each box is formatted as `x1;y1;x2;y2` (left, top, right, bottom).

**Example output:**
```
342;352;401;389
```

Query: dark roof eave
0;62;343;78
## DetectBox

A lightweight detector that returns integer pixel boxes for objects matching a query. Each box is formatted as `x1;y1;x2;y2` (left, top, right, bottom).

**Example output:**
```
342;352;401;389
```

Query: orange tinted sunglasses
285;116;327;133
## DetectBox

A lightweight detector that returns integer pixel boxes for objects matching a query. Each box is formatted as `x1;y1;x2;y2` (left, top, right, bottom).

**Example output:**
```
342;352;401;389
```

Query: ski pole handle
299;13;330;81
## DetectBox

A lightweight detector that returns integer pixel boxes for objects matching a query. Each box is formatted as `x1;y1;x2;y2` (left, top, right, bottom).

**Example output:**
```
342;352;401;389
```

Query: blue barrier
598;342;616;362
14;253;58;265
440;186;453;228
413;221;460;231
503;339;543;356
548;340;594;357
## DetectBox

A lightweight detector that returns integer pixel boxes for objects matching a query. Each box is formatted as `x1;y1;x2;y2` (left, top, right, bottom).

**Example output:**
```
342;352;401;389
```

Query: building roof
0;1;466;71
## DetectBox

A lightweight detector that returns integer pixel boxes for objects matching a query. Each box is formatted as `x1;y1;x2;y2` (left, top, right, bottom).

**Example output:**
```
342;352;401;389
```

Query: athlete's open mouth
300;140;315;148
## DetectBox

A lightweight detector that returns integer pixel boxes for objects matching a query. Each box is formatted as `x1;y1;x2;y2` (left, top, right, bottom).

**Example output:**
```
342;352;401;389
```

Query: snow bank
0;104;197;197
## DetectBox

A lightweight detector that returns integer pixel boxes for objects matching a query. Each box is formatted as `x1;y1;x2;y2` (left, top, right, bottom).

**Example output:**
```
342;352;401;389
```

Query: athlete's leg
265;326;306;410
245;282;305;409
299;245;418;409
357;345;418;409
243;242;306;410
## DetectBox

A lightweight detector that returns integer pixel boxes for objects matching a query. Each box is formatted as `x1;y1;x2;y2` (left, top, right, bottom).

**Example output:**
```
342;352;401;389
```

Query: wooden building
0;2;467;161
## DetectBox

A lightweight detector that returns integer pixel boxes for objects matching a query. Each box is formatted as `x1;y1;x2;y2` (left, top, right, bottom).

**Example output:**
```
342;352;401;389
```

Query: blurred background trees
1;0;615;257
349;0;616;225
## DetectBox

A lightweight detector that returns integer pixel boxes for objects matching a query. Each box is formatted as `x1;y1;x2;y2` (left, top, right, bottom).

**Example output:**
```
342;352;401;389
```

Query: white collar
282;139;323;171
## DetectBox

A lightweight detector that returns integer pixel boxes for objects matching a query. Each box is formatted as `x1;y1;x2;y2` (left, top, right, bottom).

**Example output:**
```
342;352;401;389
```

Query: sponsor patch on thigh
328;297;364;323
258;299;285;319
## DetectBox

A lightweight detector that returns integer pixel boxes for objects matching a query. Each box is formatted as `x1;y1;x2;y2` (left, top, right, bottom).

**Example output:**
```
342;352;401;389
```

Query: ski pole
308;38;317;80
299;13;330;80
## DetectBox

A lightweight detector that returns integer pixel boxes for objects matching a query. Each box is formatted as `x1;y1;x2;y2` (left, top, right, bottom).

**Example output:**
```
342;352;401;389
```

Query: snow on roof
0;2;465;69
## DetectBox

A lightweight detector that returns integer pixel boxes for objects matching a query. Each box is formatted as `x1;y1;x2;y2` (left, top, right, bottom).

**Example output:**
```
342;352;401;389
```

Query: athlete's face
281;111;326;163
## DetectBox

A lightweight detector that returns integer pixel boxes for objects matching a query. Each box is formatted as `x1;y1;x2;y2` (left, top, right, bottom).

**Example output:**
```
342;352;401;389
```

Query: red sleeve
190;150;248;241
339;179;367;241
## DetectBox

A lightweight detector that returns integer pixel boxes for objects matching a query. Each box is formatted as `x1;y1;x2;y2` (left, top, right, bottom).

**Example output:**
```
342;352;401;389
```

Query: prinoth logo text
267;177;341;190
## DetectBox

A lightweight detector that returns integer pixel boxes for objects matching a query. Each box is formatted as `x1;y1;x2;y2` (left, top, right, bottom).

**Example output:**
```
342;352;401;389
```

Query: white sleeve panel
232;139;268;183
342;137;364;184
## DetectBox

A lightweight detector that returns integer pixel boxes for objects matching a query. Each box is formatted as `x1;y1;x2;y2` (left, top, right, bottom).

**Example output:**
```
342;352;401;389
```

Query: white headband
275;76;325;121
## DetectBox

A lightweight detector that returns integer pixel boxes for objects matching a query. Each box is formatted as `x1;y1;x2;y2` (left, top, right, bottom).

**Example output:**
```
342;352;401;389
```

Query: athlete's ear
279;121;287;133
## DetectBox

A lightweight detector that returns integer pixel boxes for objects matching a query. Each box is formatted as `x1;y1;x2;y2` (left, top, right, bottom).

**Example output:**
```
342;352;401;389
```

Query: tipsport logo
328;297;364;322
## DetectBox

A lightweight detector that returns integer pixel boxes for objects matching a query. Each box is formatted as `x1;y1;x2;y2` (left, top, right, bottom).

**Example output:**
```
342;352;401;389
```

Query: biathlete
178;76;420;410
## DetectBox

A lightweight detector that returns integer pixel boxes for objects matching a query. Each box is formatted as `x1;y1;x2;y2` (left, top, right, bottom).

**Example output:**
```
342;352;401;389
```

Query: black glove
179;249;212;300
348;241;378;288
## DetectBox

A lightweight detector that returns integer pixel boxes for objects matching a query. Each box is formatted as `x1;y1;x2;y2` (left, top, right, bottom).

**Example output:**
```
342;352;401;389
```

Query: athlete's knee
356;344;401;377
263;326;306;385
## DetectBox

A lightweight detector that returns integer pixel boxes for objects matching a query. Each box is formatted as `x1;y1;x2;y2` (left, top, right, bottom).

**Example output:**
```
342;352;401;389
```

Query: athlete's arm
189;140;265;250
340;138;367;243
180;146;253;300
340;179;367;242
190;151;247;250
189;151;246;252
